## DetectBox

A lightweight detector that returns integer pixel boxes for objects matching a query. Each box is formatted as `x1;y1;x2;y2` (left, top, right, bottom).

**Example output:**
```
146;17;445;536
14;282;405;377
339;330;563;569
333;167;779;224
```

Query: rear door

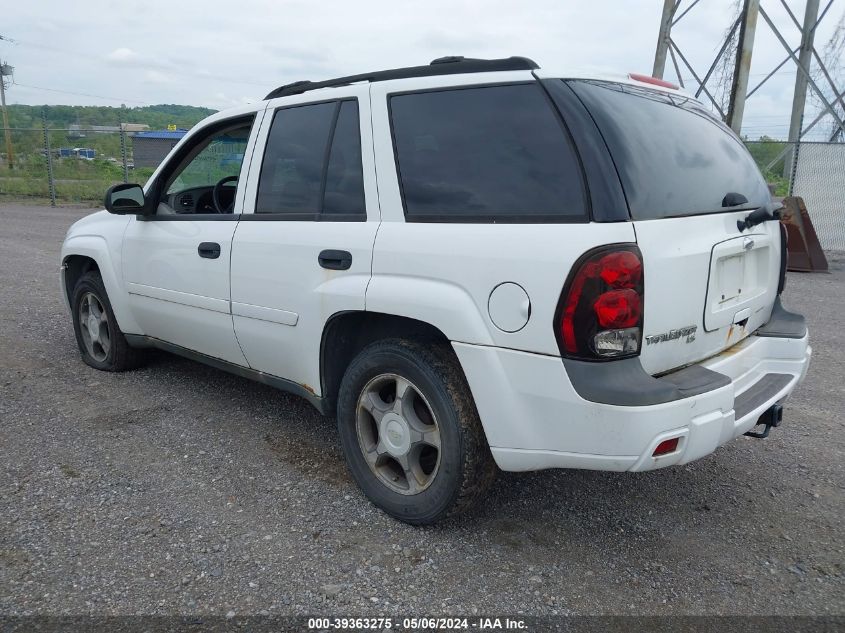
565;79;780;374
229;86;379;393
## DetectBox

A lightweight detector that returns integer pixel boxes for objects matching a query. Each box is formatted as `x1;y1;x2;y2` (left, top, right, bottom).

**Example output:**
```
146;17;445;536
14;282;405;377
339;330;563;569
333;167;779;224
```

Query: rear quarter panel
367;75;635;354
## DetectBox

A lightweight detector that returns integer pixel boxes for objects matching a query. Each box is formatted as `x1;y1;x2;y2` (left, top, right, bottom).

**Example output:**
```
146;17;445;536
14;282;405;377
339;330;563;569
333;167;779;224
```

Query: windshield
566;80;771;220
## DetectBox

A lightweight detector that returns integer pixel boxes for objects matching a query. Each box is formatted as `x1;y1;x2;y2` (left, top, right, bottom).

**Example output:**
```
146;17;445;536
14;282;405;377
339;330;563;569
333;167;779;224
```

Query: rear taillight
555;245;644;360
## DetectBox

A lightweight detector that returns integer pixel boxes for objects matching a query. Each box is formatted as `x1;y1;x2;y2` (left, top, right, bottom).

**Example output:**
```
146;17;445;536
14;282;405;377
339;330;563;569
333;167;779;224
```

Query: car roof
263;56;539;100
206;57;695;123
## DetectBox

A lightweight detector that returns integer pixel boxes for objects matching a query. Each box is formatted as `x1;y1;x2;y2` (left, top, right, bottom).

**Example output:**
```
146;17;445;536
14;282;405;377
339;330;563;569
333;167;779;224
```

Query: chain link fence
1;126;843;250
746;140;845;251
0;126;155;206
791;143;845;252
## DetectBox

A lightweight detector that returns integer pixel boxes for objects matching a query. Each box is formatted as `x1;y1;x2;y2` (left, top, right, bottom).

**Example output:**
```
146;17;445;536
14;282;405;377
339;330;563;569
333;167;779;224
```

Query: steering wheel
212;176;238;213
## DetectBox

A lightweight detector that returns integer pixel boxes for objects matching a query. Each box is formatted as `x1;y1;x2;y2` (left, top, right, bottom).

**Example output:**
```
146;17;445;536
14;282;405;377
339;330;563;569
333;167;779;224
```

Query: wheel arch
61;235;142;334
62;254;100;306
320;311;457;412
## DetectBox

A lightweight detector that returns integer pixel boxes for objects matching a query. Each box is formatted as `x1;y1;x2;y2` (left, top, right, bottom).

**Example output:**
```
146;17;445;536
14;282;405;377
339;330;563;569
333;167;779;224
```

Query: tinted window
568;80;771;220
324;101;366;215
256;102;334;214
389;84;587;221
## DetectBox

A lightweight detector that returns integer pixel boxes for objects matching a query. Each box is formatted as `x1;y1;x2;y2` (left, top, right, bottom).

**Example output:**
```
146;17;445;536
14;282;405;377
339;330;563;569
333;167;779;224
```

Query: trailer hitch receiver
744;403;784;439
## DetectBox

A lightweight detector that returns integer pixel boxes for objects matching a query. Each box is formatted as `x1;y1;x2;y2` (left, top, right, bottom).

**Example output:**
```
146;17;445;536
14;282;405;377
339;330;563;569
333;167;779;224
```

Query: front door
122;109;263;365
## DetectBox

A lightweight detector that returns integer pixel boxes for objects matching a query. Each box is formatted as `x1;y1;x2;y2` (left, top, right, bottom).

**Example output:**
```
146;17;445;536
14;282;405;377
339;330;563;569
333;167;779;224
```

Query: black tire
337;338;496;525
71;271;145;372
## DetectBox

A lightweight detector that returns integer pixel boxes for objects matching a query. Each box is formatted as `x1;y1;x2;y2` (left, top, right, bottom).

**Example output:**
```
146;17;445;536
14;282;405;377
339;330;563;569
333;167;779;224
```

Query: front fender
61;231;142;335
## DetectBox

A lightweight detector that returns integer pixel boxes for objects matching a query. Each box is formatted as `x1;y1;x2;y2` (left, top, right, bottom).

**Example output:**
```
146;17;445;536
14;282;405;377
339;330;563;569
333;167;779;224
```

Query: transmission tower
652;0;845;145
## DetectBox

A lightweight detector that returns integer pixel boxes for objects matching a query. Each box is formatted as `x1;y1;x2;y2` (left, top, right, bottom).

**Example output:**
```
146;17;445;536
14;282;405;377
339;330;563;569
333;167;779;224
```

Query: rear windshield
567;80;771;220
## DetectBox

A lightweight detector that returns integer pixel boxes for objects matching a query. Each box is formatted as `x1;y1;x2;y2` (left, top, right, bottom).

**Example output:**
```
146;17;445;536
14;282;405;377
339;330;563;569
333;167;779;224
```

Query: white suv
60;56;811;524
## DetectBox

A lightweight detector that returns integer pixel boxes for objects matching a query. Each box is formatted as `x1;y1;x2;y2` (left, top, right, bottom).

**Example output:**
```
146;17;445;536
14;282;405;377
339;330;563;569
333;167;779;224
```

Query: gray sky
2;0;843;139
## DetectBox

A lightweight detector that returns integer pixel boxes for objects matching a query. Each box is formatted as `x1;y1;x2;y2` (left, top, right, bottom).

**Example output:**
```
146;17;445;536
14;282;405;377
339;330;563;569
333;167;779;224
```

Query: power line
11;81;148;104
8;36;269;89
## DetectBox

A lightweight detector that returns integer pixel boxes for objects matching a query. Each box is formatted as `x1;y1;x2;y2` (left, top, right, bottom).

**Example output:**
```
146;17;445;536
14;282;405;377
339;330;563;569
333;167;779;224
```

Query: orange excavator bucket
780;197;829;273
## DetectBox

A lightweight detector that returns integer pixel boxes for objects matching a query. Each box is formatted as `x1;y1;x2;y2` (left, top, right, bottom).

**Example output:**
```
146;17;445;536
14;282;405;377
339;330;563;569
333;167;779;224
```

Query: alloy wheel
78;292;110;362
355;373;442;495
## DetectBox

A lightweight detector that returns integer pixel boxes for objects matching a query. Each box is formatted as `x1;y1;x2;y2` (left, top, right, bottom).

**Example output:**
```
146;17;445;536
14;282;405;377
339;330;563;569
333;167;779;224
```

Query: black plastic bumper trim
755;296;807;339
734;373;792;420
562;357;731;406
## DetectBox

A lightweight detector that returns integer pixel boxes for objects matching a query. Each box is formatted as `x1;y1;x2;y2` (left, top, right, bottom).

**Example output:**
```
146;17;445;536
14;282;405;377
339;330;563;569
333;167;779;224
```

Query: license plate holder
717;253;744;303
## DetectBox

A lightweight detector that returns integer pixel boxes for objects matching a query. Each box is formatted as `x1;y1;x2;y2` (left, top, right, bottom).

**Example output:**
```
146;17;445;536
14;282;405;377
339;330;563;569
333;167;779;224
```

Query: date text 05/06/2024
306;617;528;630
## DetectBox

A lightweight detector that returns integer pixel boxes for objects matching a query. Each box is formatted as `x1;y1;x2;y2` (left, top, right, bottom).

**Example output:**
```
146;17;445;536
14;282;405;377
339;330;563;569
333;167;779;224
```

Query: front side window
389;83;587;222
158;119;253;214
255;99;366;219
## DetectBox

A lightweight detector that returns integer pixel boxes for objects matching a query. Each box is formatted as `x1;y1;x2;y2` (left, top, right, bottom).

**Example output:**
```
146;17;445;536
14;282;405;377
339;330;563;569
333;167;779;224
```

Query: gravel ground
0;203;843;617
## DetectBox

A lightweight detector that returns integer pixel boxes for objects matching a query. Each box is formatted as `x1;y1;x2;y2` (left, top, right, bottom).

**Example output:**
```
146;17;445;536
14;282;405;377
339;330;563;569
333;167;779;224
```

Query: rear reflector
653;438;680;456
628;73;679;90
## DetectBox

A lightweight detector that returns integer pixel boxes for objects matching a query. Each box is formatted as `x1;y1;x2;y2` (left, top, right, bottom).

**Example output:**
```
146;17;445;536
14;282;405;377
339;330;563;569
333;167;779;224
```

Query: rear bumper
453;332;811;472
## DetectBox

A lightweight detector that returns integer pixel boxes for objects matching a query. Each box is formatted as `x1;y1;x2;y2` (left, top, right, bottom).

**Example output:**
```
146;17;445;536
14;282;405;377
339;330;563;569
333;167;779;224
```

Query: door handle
198;242;221;259
318;249;352;270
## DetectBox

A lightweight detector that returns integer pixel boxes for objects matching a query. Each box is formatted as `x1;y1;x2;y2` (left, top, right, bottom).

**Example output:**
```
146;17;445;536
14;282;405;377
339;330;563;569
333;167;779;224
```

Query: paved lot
0;203;843;617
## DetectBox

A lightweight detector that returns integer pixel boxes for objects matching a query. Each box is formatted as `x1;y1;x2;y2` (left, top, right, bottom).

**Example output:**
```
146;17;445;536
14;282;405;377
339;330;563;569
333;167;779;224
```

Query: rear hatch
568;79;781;375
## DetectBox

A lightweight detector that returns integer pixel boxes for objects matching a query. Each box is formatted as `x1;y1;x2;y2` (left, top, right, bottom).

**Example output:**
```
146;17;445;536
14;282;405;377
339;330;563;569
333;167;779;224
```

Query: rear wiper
723;193;782;232
737;205;782;232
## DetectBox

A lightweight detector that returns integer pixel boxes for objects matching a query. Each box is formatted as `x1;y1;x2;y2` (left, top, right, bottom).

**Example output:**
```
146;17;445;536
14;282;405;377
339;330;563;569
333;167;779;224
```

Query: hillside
6;104;217;130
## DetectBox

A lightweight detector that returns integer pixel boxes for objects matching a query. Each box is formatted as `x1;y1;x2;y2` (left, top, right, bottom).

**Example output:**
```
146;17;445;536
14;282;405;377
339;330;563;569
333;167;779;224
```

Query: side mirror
105;183;149;215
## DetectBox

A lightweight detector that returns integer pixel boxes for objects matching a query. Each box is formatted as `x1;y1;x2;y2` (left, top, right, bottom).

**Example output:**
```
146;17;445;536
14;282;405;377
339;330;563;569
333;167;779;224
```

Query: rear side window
567;80;771;220
324;101;366;215
256;99;365;219
389;84;587;222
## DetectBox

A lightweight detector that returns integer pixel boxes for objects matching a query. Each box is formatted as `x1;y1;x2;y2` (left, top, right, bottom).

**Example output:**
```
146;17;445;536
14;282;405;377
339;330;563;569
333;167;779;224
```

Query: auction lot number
309;617;527;630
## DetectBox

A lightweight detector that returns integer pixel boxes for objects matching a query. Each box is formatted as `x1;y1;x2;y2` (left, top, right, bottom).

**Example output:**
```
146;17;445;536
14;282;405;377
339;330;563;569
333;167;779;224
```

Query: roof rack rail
264;56;539;100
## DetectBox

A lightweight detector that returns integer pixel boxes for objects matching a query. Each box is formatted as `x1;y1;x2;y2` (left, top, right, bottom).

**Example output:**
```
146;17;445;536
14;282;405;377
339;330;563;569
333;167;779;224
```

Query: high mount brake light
556;245;644;360
628;73;679;90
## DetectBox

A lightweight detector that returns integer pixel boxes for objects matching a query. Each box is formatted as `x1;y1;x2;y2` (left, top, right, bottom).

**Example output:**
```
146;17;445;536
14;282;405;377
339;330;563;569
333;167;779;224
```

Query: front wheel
337;339;496;524
71;271;144;372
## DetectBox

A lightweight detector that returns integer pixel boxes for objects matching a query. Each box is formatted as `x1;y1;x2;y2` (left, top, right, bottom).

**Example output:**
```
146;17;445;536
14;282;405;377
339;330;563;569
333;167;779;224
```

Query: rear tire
71;271;144;372
337;338;496;525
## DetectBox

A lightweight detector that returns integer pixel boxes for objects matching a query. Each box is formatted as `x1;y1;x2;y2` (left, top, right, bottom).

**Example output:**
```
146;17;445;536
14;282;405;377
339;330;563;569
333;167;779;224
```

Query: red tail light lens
598;251;642;288
594;289;641;328
556;245;644;360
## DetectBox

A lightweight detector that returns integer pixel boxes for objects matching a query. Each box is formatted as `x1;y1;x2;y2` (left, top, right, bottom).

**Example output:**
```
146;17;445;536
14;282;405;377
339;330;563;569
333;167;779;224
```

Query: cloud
4;0;841;138
104;47;173;71
143;70;175;85
105;47;139;63
212;92;258;109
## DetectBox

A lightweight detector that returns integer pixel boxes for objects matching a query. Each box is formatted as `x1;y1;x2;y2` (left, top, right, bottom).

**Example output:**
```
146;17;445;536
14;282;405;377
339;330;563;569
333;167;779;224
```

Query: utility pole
0;59;14;169
727;0;760;135
784;0;821;176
